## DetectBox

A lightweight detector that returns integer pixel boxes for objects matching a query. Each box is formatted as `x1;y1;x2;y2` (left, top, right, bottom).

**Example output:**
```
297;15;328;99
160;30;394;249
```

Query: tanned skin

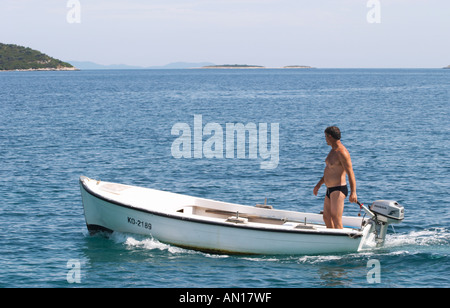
313;131;357;229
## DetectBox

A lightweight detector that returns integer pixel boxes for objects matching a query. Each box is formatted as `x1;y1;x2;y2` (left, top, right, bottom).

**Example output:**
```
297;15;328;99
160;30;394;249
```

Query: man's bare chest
325;151;341;167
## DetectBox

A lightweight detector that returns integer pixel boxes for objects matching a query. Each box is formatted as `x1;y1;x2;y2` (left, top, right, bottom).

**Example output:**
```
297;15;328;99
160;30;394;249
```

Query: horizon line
65;61;449;70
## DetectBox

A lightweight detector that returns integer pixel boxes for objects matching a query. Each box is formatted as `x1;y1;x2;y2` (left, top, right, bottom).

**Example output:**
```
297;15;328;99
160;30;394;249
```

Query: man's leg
322;196;334;228
329;191;346;229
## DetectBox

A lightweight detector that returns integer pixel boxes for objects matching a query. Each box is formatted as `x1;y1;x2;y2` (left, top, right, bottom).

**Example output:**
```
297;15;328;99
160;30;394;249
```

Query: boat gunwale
80;177;363;238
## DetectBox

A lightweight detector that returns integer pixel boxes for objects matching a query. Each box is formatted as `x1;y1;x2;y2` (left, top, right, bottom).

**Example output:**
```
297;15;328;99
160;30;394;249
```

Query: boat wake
108;231;230;258
109;232;189;254
384;227;449;249
100;228;449;263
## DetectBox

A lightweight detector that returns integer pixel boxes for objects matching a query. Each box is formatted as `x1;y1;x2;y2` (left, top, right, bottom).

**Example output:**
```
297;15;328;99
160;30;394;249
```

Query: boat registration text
127;216;152;230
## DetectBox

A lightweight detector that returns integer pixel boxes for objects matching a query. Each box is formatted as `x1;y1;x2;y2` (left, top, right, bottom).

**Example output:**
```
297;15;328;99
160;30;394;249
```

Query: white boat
79;176;404;255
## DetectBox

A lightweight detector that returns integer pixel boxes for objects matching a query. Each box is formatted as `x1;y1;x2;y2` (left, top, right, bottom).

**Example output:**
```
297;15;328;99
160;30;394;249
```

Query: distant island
283;65;315;69
444;65;450;69
201;64;315;69
67;61;215;70
67;62;316;70
202;64;265;69
0;43;77;71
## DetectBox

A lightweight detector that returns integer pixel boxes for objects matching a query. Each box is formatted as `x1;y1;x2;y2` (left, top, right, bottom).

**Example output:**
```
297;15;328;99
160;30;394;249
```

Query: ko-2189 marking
127;216;152;230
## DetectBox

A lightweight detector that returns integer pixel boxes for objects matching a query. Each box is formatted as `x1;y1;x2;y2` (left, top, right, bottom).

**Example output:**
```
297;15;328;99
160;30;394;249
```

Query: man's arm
313;176;324;196
338;150;357;203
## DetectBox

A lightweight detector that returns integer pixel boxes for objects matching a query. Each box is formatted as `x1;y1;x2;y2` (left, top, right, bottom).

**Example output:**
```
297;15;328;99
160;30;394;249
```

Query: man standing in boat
313;126;357;229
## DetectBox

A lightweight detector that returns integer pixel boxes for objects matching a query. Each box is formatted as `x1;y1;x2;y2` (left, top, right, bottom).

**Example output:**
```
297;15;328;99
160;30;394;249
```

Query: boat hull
80;177;368;255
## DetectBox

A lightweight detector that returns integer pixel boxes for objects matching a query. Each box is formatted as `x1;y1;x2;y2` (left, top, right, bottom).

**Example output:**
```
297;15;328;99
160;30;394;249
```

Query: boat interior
173;200;363;232
88;177;364;232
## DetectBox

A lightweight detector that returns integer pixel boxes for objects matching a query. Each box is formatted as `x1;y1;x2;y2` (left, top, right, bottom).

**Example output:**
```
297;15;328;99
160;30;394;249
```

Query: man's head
324;126;341;141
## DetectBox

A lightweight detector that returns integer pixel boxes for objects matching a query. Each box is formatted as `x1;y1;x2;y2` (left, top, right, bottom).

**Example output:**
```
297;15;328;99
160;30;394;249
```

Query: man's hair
325;126;341;140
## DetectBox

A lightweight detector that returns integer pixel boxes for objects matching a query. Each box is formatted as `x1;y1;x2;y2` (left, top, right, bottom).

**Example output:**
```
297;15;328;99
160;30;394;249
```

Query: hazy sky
1;0;449;68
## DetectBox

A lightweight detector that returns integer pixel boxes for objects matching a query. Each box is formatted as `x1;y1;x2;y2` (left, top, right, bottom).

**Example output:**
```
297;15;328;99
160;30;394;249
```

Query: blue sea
0;68;449;288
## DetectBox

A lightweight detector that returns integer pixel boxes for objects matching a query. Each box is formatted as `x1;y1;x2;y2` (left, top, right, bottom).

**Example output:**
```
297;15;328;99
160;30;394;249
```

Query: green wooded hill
0;43;75;71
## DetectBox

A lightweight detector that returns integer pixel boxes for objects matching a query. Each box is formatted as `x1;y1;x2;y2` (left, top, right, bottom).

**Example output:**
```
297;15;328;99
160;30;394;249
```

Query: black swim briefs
326;185;348;199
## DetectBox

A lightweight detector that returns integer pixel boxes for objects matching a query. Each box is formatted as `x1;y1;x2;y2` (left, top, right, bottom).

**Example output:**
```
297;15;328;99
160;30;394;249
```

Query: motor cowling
370;200;404;224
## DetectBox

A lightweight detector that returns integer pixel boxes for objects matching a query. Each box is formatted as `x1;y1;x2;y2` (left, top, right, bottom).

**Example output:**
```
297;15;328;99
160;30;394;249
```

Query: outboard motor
362;200;405;246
